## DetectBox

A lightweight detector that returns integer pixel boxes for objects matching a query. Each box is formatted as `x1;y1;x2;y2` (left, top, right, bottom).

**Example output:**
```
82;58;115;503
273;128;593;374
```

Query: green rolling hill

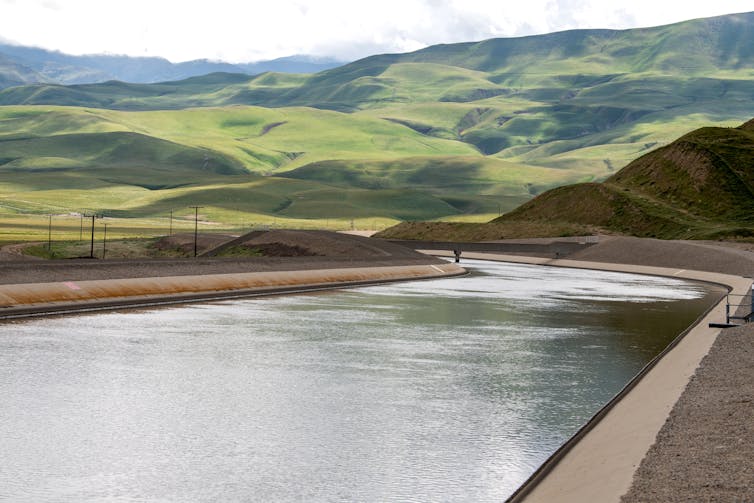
0;12;753;229
0;105;499;222
379;119;754;240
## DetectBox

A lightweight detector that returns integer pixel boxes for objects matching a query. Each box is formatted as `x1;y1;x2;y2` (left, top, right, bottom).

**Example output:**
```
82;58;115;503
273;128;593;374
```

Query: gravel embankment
620;323;754;502
567;236;754;276
0;256;446;285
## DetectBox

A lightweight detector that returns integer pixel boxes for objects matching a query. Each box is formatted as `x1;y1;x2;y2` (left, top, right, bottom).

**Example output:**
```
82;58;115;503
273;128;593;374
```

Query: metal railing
724;287;754;325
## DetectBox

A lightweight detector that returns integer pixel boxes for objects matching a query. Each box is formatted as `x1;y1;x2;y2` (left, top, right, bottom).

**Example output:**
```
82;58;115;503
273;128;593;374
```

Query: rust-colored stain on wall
0;264;464;308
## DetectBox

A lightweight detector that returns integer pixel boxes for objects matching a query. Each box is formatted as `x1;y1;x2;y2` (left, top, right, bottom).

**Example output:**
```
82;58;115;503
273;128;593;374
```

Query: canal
0;260;723;501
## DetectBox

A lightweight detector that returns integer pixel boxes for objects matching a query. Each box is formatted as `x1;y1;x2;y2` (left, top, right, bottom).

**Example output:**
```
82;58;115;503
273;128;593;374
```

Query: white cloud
0;0;750;62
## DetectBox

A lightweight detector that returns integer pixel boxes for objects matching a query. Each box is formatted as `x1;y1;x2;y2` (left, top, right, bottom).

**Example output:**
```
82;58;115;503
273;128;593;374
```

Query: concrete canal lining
0;262;465;320
427;250;749;503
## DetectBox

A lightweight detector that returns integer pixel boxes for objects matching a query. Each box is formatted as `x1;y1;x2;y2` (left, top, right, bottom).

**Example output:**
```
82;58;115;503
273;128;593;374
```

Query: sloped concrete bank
429;250;750;503
0;263;465;320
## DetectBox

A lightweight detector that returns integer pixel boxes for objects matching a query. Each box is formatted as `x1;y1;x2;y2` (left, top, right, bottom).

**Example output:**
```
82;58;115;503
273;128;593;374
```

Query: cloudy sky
0;0;750;63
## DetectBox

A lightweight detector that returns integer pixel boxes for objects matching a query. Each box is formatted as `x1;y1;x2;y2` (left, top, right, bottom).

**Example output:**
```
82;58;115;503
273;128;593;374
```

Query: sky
0;0;751;63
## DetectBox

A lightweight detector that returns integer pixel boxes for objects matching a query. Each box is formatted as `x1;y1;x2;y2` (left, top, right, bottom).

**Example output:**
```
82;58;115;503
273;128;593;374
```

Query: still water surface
0;260;722;502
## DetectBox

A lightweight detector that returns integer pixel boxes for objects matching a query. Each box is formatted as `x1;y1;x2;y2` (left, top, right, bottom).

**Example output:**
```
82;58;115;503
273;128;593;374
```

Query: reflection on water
0;260;722;502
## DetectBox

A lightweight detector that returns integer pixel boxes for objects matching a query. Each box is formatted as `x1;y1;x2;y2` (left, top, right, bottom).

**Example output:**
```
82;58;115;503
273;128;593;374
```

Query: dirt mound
567;235;754;275
0;230;444;285
0;242;43;261
212;230;428;259
221;242;319;257
151;233;238;256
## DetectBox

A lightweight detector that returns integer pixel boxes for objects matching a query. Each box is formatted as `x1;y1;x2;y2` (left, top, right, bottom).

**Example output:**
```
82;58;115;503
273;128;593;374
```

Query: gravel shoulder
620;323;754;502
613;234;754;500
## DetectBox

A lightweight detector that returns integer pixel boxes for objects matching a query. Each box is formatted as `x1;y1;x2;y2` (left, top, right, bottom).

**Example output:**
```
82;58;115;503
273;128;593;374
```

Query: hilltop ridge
4;12;754;111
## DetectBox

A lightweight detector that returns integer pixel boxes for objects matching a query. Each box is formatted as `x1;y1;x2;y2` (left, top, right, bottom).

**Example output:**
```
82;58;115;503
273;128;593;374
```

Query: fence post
726;300;730;324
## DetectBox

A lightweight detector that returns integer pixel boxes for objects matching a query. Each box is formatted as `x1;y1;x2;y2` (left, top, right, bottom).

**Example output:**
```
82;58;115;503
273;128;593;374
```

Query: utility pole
189;206;203;257
89;214;96;258
47;214;52;251
102;223;108;259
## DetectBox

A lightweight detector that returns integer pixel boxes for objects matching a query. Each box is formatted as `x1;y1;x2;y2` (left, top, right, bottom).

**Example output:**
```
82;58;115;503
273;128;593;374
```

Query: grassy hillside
2;14;751;179
606;127;754;221
0;105;518;227
1;12;754;232
379;120;754;241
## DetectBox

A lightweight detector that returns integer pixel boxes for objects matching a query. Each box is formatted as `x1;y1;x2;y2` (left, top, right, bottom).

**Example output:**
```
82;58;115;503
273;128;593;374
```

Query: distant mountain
0;42;345;86
0;52;48;88
3;12;752;114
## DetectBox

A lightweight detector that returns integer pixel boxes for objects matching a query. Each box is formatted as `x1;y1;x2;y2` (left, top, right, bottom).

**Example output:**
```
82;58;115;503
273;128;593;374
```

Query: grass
210;245;266;258
0;104;582;226
22;236;229;259
375;220;592;241
0;100;749;232
0;210;397;247
0;105;479;172
23;238;161;259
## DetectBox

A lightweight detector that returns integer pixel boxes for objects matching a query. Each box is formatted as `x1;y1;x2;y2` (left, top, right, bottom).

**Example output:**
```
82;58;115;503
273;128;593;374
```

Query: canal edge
429;251;749;503
0;262;467;321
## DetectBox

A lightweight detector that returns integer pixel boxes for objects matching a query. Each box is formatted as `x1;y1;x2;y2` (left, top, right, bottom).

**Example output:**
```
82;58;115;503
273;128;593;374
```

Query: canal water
0;260;723;502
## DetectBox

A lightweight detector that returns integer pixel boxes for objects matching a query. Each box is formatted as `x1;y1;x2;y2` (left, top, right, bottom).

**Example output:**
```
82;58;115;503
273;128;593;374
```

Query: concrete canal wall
0;262;465;319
